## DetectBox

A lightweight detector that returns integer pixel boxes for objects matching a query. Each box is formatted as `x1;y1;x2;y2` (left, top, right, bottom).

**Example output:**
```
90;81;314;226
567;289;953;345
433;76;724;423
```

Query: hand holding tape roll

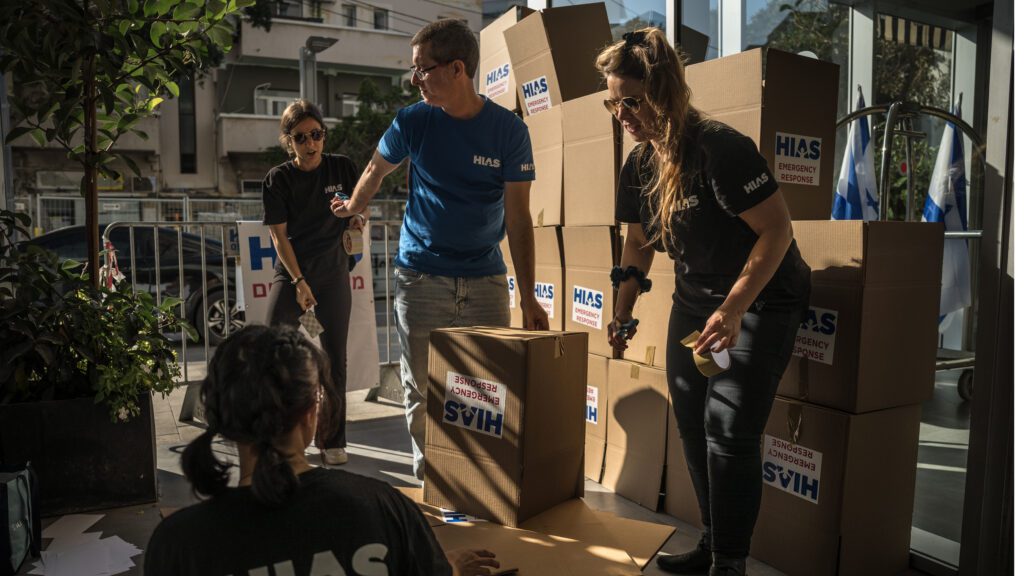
681;330;731;377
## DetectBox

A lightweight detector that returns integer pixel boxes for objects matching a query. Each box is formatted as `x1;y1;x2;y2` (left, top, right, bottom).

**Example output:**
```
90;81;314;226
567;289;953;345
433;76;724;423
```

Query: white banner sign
237;221;380;390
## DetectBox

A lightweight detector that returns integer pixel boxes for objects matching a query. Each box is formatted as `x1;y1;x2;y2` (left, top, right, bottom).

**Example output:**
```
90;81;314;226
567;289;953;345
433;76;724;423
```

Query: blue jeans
393;266;511;480
666;304;802;558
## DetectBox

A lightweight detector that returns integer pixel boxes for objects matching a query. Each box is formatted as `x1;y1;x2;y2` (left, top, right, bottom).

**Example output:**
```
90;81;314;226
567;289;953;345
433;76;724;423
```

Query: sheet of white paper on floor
41;514;104;540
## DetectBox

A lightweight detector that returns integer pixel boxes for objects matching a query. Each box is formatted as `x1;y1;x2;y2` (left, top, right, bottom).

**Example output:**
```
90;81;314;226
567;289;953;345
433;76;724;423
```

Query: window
342;4;357;27
339;93;362;117
274;0;304;19
255;89;301;116
682;0;720;60
550;0;665;39
373;8;389;30
178;76;197;174
240;179;263;196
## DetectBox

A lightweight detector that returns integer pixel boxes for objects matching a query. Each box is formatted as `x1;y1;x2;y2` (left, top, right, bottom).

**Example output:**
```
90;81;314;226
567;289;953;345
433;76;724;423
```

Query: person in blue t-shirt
331;18;549;480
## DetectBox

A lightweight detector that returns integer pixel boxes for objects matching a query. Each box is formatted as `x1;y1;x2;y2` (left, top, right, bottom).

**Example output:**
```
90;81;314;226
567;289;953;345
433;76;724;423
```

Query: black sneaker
709;555;746;575
655;534;713;574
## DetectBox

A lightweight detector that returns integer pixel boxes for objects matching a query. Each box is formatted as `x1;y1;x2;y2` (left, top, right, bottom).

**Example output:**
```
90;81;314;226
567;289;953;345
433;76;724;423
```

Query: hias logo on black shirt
743;173;769;195
324;183;345;195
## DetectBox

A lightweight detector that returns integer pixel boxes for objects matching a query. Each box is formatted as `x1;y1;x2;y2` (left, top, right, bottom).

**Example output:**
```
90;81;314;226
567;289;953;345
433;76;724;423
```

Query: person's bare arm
504;181;548;330
268;222;316;310
330;150;399;218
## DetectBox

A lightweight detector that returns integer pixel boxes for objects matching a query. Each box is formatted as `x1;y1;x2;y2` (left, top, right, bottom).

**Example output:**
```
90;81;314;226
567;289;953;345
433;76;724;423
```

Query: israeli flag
923;101;971;317
832;89;880;221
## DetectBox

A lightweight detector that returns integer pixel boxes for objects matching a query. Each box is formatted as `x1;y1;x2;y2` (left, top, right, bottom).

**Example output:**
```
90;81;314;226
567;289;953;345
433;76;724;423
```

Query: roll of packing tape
343;229;363;259
680;330;731;377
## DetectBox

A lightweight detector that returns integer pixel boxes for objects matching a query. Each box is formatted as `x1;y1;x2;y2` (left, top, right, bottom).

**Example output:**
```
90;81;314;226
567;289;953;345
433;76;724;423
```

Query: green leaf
29;128;47;147
122;154;142;178
147;96;164;111
118;19;131;36
165;80;179;98
149;21;166;47
4;126;34;145
234;0;255;8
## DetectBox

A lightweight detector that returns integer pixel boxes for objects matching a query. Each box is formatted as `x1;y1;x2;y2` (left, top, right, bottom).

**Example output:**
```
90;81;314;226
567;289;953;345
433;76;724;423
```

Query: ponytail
181;429;231;499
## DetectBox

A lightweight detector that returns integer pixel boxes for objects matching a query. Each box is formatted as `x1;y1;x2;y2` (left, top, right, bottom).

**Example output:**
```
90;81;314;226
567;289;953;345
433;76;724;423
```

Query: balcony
237;18;413;74
217;113;341;156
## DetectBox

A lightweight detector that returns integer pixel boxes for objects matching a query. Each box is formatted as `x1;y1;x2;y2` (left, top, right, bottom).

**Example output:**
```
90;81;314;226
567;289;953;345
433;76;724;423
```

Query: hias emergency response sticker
762;434;823;504
774;132;822;186
792;306;838;365
443;371;508;438
571;285;604;329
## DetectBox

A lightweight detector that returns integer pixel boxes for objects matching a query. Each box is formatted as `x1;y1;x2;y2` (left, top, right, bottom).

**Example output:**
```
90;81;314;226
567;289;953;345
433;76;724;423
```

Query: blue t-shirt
377;98;535;276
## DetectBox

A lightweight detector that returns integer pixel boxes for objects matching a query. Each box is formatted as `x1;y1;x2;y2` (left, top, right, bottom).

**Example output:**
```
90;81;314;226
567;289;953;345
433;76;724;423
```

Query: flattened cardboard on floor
479;6;535;111
585;354;609;481
563;91;620;226
780;221;944;413
621;241;674;368
524;106;564;226
663;395;702;529
424;327;587;527
686;48;839;220
501;227;564;330
563;226;620;358
503;3;612;116
750;397;921;576
601;360;668;511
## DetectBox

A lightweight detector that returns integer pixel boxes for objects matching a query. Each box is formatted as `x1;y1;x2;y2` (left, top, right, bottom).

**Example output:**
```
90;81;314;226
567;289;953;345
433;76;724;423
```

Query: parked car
29;225;244;344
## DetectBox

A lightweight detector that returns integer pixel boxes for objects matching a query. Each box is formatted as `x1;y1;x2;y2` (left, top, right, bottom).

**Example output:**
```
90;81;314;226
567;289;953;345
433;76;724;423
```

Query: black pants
266;247;350;448
666;303;802;557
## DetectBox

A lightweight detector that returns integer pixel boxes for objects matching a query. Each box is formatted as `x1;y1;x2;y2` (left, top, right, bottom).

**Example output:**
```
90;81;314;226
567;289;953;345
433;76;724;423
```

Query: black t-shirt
144;467;452;576
262;154;358;264
616;121;810;316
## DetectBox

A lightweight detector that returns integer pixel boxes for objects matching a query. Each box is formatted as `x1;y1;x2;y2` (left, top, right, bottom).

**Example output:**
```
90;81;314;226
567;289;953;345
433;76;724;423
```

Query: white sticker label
443;371;508;438
774;132;822;186
586;385;599;425
791;306;838;365
570;285;604;329
762;434;822;504
521;75;551;115
485;63;511;99
534;282;556;319
507;276;516;309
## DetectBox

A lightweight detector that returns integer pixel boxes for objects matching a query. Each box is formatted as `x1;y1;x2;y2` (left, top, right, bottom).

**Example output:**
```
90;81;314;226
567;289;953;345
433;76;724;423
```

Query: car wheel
197;290;245;345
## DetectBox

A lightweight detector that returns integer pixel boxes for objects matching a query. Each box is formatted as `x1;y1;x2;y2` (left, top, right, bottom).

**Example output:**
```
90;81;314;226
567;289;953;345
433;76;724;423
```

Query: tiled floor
22;379;945;575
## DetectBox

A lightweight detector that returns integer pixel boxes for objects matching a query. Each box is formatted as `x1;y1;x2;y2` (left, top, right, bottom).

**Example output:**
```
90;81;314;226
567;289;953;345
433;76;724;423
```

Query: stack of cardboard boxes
749;220;944;576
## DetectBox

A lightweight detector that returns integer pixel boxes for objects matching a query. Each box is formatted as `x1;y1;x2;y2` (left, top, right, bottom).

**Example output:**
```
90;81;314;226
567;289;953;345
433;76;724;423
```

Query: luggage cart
837;101;984;401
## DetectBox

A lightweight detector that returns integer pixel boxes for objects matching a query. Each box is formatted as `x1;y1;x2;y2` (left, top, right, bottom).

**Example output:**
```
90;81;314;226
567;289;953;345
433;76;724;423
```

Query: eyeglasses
603;96;645;115
409;61;449;81
289;128;326;145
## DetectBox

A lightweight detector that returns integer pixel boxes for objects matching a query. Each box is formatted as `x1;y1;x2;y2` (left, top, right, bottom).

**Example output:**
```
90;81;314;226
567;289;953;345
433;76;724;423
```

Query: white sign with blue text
485;62;512;99
586;386;599;425
443;371;508;439
792;306;838;365
762;434;822;504
774;132;822;186
571;285;604;329
521;75;551;115
506;275;516;310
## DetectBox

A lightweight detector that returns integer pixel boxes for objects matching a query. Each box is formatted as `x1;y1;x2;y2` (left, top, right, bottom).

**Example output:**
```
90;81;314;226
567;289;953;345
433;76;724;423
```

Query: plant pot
0;393;157;516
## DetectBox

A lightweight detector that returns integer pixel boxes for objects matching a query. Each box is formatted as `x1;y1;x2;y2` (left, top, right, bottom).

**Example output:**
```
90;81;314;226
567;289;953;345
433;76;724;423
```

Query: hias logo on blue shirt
775;134;821;160
573;287;603;309
486;64;510;86
522;77;548;98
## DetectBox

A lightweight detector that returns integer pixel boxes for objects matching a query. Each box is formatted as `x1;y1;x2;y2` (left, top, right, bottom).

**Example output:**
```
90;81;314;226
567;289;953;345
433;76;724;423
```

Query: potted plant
0;210;197;515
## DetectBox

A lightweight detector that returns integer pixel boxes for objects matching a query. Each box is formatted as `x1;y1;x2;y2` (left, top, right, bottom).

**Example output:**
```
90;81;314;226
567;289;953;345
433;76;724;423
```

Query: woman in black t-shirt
262;99;362;465
597;29;810;576
145;325;501;576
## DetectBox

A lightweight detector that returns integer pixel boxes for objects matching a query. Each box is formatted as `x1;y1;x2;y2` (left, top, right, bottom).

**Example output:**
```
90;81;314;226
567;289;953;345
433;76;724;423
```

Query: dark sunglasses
289;128;326;145
603;96;645;114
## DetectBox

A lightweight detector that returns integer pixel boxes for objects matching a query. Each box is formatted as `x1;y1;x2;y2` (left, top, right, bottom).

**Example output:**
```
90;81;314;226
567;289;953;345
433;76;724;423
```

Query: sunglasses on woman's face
289;128;325;145
603;96;645;115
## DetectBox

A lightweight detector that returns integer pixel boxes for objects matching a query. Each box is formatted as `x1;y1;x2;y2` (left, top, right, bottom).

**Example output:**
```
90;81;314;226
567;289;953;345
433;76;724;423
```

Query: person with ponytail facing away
144;325;501;576
598;29;810;575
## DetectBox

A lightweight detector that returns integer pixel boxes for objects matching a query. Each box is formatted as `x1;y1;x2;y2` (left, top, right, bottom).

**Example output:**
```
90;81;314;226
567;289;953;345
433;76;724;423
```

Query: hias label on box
522;75;551;115
774;132;822;186
443;371;508;438
586;385;599;425
792;306;838;365
507;276;516;309
535;282;556;319
762;434;822;504
485;63;511;99
571;285;604;329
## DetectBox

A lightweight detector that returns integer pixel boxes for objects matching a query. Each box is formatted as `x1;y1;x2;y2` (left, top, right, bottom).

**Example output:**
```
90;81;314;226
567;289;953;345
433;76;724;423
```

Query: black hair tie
610;265;652;293
623;30;645;48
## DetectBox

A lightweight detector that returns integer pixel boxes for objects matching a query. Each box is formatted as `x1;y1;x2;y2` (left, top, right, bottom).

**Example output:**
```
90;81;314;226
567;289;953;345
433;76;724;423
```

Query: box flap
503;10;549;72
541;3;611;101
687;49;763;121
480;6;534;60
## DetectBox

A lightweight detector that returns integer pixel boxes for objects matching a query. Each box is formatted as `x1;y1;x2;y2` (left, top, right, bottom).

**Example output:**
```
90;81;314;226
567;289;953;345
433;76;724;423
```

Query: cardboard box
780;221;944;413
523;106;563;226
584;353;609;482
424;327;587;527
562;226;619;358
500;227;564;330
686;48;840;220
479;5;534;111
621;241;675;368
601;360;668;511
751;397;921;576
663;394;703;528
503;3;612;116
563;90;620;226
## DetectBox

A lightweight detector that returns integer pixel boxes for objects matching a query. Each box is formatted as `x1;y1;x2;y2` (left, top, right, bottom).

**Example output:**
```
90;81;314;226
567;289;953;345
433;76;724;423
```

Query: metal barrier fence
22;195;264;236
